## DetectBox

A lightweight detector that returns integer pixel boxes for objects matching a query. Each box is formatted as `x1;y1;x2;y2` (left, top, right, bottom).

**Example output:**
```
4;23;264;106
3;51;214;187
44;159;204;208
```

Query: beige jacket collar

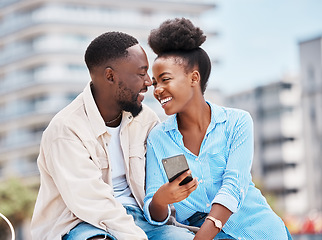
83;82;134;139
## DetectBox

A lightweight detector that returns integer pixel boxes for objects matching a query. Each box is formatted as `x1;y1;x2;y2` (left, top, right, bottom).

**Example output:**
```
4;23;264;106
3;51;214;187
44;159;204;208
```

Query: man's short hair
84;32;139;72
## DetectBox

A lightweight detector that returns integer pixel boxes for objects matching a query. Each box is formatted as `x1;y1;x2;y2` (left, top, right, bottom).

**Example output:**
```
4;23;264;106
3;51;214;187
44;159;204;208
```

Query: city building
299;35;322;214
0;0;216;182
225;76;307;216
0;1;216;239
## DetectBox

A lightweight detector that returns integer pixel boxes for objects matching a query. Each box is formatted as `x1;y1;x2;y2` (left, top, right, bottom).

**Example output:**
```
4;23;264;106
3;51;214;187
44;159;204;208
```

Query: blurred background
0;0;321;239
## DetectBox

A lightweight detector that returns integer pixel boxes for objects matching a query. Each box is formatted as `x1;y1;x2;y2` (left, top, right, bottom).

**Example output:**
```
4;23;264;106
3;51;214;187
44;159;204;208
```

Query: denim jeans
63;205;195;240
62;222;112;240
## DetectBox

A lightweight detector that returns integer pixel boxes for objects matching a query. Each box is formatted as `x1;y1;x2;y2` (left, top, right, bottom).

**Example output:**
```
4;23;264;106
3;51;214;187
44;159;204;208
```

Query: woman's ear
191;70;201;87
105;67;114;83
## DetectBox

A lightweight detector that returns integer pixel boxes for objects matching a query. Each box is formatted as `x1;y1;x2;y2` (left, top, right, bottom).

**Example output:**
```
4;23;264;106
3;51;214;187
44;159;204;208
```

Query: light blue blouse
143;102;288;240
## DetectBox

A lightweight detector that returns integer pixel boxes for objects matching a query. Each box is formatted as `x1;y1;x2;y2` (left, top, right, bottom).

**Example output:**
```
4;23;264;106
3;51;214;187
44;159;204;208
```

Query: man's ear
191;70;201;87
105;67;114;83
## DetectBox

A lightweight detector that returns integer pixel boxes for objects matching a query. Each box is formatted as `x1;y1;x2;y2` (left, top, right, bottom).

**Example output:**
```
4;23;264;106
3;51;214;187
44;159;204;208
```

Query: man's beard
118;98;142;117
117;82;143;117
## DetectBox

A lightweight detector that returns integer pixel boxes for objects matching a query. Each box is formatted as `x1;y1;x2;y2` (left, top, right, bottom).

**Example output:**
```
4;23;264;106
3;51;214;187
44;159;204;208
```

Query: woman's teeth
160;97;172;105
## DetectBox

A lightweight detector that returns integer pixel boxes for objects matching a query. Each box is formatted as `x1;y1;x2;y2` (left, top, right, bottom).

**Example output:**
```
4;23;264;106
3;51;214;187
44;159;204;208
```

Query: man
31;32;195;240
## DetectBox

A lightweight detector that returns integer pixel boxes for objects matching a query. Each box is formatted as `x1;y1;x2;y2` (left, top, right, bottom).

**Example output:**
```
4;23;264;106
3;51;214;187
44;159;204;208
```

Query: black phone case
162;154;193;186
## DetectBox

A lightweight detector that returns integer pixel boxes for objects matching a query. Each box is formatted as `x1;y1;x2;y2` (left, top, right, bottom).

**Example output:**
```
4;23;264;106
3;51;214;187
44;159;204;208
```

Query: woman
143;18;292;240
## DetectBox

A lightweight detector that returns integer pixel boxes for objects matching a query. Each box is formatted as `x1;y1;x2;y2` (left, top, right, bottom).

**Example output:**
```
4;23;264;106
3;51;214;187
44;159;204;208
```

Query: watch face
206;216;222;230
215;219;222;229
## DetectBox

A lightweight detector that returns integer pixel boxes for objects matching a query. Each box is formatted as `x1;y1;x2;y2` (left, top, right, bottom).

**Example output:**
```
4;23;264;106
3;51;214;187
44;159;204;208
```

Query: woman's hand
149;170;198;222
155;170;198;205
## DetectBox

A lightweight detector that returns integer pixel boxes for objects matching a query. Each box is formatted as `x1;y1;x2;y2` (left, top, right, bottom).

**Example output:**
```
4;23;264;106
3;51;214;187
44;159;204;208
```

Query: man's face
113;44;151;117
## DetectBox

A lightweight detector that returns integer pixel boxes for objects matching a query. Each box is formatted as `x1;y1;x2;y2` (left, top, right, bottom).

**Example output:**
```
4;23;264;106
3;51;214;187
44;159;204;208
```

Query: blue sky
202;0;322;94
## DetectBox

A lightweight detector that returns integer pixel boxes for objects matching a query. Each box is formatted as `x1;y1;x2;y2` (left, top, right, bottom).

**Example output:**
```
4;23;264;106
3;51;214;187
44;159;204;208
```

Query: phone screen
162;154;193;186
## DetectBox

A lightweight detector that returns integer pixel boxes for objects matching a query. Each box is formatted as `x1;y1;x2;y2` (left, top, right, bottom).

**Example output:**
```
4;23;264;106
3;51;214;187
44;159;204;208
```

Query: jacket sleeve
212;111;254;213
143;138;171;225
44;132;147;240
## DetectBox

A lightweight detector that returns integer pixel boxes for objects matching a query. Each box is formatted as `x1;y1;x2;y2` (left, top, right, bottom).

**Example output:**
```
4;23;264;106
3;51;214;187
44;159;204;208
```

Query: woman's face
152;57;196;115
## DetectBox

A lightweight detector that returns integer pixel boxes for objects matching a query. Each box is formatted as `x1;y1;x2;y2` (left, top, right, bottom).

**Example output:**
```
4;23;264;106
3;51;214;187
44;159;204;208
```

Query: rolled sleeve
212;192;239;213
212;169;241;212
143;198;171;225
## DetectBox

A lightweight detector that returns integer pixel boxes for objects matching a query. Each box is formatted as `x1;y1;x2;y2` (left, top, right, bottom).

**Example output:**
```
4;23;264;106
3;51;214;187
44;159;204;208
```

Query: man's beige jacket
31;82;159;240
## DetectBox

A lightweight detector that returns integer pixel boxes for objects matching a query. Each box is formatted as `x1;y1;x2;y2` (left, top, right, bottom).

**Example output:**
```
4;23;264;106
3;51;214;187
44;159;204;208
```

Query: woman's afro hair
148;17;206;55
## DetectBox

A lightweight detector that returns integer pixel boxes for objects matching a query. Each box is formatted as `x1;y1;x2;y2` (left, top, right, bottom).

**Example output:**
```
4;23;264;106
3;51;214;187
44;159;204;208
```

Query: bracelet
206;216;223;232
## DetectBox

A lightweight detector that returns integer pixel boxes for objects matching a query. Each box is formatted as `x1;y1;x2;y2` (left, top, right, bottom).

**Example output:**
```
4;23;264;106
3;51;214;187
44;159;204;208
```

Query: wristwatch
206;216;223;231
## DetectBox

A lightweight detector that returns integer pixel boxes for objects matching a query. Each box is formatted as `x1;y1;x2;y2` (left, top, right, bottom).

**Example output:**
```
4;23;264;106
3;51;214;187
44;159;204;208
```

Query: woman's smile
160;96;172;106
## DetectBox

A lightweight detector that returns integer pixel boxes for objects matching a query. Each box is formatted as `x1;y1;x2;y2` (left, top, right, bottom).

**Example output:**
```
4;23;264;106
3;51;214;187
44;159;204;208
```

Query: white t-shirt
106;125;138;207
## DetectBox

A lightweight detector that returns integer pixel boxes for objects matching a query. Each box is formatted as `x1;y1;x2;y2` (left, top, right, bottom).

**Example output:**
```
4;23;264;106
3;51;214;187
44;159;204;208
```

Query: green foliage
0;177;38;224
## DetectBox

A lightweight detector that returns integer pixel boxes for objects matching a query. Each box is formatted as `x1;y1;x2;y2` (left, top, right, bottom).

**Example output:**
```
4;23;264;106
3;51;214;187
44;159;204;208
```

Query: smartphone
162;154;193;186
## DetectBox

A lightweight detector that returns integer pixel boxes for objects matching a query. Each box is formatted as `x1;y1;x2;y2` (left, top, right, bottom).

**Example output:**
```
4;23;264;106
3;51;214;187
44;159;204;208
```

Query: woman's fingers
173;170;192;185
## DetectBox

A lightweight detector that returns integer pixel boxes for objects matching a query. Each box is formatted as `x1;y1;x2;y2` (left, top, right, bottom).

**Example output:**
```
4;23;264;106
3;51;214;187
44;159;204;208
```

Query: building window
307;66;315;82
68;64;86;72
268;187;298;196
281;82;292;90
263;162;296;175
310;105;316;125
306;66;316;93
262;136;295;147
260;106;294;119
30;125;46;135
